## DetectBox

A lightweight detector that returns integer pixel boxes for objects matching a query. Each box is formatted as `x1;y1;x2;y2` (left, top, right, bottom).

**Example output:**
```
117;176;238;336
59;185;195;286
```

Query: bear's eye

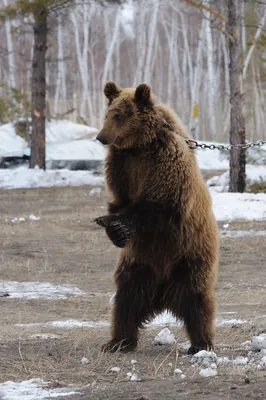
113;113;122;121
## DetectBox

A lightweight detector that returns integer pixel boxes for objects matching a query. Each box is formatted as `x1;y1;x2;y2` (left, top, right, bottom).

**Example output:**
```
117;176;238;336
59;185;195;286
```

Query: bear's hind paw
187;343;214;355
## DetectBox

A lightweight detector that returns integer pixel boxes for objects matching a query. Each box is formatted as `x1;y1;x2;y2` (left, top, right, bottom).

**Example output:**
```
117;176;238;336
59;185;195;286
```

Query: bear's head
96;81;162;149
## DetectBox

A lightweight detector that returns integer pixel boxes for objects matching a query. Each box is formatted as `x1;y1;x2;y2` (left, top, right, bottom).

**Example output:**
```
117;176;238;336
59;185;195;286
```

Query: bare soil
0;185;266;399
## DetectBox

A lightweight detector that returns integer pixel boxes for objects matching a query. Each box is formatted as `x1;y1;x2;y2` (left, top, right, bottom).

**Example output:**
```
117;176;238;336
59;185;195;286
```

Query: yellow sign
192;104;198;118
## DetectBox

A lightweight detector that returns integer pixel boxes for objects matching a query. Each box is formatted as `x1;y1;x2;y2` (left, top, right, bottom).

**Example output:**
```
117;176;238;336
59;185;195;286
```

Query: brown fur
95;81;219;354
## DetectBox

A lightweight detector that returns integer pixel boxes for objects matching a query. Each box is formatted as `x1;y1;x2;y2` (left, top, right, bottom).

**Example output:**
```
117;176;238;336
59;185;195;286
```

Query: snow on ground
195;140;266;170
0;166;103;189
17;319;110;329
251;334;266;350
0;379;80;400
153;328;176;345
0;120;103;163
0;123;28;158
45;119;98;142
0;281;85;300
195;145;229;170
221;230;266;238
216;318;247;327
16;315;249;331
211;191;266;221
208;165;266;191
46;139;105;161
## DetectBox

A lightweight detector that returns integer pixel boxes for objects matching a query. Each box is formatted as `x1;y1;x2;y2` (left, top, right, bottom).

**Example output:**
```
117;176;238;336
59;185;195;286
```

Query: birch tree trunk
228;0;246;193
189;18;205;139
203;0;216;139
143;0;159;83
3;0;16;89
30;6;48;170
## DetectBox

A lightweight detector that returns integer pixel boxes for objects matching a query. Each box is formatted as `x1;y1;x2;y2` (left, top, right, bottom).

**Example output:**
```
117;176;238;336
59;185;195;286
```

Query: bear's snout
96;132;110;145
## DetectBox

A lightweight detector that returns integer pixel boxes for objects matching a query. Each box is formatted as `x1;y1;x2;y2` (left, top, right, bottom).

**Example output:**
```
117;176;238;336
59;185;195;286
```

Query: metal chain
185;139;266;150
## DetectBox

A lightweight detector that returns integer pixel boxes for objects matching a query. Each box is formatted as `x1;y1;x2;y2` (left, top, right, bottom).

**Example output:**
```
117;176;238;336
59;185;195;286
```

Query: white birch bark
241;0;247;53
189;18;205;138
101;11;120;85
3;0;16;88
202;0;216;139
143;0;159;83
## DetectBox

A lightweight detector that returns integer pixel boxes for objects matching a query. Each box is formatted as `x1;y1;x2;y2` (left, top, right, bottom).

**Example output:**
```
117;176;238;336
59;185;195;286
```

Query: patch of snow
222;230;266;238
199;367;217;377
0;123;28;158
180;374;186;379
251;333;266;351
258;356;266;370
110;367;121;373
217;356;230;365
0;166;104;190
30;334;59;340
195;143;229;170
241;340;252;350
46;139;105;161
220;312;237;315
17;319;110;329
47;319;110;329
0;378;80;400
89;187;101;196
153;328;176;345
216;318;247;327
131;359;137;365
0;120;100;158
174;368;182;374
211;191;266;221
208;166;266;192
192;350;217;365
223;223;229;229
195;140;266;171
81;357;89;365
233;356;248;365
129;373;140;381
29;214;40;221
109;293;116;305
0;281;84;300
45;120;98;142
11;217;26;223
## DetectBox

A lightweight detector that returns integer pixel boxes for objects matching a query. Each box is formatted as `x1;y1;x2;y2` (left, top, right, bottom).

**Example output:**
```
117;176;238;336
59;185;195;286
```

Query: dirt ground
0;184;266;399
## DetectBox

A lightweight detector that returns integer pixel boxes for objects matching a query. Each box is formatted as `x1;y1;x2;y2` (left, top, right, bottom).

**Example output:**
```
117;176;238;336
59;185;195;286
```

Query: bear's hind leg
102;263;156;353
178;290;216;355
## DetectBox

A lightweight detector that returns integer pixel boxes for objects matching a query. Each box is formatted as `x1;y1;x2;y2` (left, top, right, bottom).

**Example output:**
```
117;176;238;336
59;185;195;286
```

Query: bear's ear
134;83;153;107
104;81;121;103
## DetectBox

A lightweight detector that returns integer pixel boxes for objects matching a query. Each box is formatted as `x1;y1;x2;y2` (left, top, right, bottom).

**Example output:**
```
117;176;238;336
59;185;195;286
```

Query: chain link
185;139;266;150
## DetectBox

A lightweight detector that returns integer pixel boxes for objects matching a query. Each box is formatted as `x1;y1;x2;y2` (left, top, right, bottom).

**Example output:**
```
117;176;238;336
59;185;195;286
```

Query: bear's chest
107;150;149;201
126;156;145;200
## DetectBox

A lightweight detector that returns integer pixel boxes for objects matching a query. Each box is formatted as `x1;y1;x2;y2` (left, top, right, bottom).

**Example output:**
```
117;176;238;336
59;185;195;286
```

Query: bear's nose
96;133;109;145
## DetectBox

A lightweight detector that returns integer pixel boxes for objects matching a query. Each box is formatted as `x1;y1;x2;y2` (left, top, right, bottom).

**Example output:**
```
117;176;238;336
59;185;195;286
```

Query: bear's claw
107;220;131;248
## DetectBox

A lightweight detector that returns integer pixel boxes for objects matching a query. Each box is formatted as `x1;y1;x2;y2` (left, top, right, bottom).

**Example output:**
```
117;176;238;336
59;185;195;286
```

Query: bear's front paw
94;215;113;228
106;220;131;248
101;339;137;353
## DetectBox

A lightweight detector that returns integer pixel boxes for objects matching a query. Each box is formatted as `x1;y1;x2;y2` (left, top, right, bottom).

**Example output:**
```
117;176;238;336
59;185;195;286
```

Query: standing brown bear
95;81;219;354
